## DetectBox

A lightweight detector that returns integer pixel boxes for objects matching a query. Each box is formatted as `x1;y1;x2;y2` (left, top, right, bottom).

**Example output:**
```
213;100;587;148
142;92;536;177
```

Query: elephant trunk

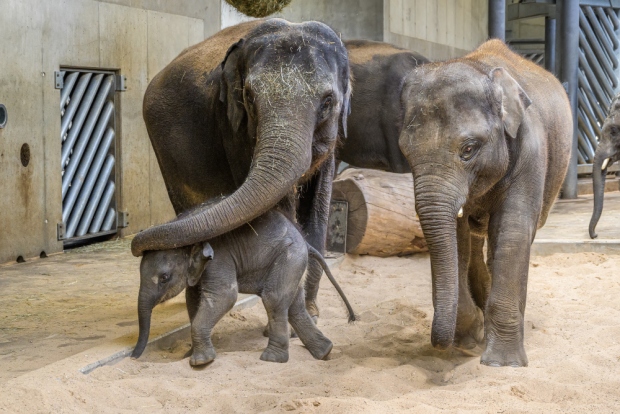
414;176;464;349
590;147;613;239
131;118;313;256
131;292;157;359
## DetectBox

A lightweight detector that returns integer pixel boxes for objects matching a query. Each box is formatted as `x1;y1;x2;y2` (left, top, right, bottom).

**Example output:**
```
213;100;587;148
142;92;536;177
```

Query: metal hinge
115;75;127;92
57;222;66;240
117;211;129;228
54;71;64;89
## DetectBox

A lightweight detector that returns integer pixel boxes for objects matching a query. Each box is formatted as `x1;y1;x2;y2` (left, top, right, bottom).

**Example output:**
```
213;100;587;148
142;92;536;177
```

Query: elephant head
131;242;213;359
590;96;620;239
398;63;531;349
131;19;351;256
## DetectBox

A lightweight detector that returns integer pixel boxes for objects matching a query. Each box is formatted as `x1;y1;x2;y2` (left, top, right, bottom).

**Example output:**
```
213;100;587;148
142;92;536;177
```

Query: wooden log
332;168;427;257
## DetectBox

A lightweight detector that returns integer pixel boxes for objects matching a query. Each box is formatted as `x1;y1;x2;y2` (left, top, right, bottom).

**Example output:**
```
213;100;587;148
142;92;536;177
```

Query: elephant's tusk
602;158;610;170
457;207;463;218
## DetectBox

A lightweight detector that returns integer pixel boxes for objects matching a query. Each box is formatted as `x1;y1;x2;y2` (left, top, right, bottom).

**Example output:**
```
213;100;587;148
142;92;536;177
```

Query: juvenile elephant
131;207;355;366
337;40;429;173
398;40;571;367
590;95;620;238
129;19;351;324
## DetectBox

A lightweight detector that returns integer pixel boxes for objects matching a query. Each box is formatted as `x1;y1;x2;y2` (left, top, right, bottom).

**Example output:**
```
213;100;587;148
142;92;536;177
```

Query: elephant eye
320;96;333;113
160;273;171;284
460;142;480;161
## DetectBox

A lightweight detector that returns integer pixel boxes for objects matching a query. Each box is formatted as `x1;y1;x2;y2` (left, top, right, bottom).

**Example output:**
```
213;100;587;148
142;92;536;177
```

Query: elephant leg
468;234;491;311
481;195;537;367
259;249;309;363
454;218;485;351
298;154;335;322
185;284;201;323
288;286;333;360
189;265;237;367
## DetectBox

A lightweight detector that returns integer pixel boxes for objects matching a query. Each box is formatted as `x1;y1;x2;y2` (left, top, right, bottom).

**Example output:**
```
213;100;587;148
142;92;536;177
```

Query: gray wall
280;0;383;40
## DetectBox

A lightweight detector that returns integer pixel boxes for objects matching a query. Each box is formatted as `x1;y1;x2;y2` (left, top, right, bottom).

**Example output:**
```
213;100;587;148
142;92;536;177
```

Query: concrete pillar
488;0;506;41
545;17;556;75
559;0;580;199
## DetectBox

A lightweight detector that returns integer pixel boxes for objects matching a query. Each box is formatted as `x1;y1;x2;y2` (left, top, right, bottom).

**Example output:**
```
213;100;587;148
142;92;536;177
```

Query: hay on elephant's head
225;0;292;17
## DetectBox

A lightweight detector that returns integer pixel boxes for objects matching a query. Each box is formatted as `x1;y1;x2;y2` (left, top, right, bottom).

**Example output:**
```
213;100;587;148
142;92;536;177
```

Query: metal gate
57;69;123;243
509;2;620;173
576;5;620;167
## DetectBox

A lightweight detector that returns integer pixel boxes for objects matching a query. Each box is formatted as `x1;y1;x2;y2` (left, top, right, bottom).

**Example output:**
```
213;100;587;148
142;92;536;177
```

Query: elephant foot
306;337;333;360
190;347;217;367
260;346;289;363
454;307;485;352
480;342;528;367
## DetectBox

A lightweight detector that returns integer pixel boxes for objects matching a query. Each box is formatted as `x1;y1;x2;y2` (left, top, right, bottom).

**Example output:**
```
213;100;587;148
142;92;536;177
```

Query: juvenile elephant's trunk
590;147;614;239
131;118;312;256
414;176;464;349
131;293;157;359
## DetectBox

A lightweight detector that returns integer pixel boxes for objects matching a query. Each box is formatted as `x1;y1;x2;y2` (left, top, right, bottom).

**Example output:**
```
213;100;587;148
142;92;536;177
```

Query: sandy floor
1;251;620;413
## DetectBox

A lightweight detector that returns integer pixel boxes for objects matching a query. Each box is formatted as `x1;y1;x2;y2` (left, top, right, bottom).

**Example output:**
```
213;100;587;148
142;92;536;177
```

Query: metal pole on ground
559;0;580;199
488;0;506;41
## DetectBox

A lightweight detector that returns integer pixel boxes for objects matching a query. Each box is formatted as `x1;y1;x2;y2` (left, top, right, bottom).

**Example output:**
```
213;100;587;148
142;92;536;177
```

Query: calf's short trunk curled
414;177;463;349
131;293;157;359
131;118;313;256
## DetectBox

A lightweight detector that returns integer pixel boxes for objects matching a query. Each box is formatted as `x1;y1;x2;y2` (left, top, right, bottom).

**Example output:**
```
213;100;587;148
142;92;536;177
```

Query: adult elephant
589;95;620;239
130;19;351;323
398;39;571;367
338;40;429;173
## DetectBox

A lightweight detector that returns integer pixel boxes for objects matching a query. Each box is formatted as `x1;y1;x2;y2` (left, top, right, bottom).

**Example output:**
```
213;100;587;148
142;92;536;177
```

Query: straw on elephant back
224;0;292;17
332;168;427;257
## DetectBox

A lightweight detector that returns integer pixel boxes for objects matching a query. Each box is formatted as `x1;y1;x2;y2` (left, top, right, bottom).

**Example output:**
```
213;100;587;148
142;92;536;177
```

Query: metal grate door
576;5;620;167
57;69;119;242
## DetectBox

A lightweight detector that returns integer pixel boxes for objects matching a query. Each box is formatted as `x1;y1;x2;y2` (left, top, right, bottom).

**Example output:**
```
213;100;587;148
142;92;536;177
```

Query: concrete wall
221;0;384;40
0;0;215;264
384;0;488;61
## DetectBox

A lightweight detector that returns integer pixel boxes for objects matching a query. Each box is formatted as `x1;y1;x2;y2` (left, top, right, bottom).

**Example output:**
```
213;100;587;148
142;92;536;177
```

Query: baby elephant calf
131;209;355;366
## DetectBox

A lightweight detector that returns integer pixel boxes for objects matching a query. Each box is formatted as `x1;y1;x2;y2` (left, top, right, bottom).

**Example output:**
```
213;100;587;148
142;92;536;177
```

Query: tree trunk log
332;168;427;257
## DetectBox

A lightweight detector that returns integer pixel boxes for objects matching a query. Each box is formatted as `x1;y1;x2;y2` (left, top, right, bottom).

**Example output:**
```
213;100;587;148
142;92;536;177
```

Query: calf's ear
187;242;214;287
489;67;532;139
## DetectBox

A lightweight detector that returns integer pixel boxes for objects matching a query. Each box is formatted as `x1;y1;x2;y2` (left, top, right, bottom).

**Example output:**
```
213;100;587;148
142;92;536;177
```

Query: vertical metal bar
62;100;114;199
488;0;505;41
101;208;117;232
76;155;115;236
545;17;557;74
89;182;116;234
560;0;580;199
61;74;104;167
60;73;92;141
60;72;79;110
64;128;115;231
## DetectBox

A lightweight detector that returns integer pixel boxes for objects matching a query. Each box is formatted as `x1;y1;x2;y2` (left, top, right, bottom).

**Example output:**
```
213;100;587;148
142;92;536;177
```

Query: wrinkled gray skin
131;209;355;366
590;96;620;238
129;19;351;326
399;40;571;367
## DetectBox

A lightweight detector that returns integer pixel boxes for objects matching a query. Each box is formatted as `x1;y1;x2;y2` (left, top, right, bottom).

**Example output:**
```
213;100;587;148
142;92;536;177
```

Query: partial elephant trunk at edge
590;151;611;239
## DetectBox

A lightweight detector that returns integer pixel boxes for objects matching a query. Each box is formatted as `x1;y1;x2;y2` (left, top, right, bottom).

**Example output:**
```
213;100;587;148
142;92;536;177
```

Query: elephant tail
307;245;356;323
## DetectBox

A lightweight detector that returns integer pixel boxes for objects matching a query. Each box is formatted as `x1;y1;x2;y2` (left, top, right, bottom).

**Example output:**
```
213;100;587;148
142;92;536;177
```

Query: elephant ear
187;242;214;287
489;67;532;139
340;75;352;138
219;39;246;134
